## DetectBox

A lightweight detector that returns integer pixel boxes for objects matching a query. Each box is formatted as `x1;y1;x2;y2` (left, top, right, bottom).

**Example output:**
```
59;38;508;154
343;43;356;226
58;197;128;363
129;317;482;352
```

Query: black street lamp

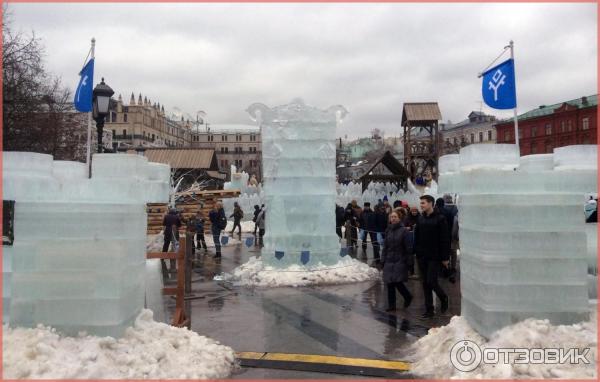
92;78;114;153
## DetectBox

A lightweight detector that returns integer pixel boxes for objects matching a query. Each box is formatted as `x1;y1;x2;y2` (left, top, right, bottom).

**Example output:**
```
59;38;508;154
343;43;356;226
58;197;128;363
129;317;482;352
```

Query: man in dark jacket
359;202;380;262
230;202;244;237
209;202;226;258
335;204;345;239
252;205;261;236
162;208;182;274
414;195;450;318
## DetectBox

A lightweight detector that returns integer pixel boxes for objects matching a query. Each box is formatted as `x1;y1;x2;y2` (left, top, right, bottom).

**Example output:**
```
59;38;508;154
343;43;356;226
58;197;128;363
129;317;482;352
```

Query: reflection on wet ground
162;234;461;378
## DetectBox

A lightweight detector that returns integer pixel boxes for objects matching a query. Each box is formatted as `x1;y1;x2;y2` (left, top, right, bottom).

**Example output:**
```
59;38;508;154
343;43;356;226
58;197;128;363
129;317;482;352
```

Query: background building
496;95;597;155
107;93;192;151
439;111;497;155
192;124;262;180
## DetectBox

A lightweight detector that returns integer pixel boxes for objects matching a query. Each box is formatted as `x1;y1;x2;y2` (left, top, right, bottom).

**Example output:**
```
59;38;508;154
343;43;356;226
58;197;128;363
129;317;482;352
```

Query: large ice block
2;152;170;337
247;99;346;267
439;143;596;338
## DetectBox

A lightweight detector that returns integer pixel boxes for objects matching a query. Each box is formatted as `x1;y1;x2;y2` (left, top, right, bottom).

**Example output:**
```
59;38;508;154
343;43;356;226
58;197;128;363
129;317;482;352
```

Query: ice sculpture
438;144;596;338
2;152;170;337
246;99;346;267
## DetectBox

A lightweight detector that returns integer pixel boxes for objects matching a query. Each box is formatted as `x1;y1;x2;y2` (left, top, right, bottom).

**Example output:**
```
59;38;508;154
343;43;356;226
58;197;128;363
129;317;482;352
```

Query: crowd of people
337;194;459;318
161;193;460;318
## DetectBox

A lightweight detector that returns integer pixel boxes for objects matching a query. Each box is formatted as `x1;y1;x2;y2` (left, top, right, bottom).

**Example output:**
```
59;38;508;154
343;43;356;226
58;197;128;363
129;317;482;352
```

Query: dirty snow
219;256;380;287
2;309;236;379
409;310;597;379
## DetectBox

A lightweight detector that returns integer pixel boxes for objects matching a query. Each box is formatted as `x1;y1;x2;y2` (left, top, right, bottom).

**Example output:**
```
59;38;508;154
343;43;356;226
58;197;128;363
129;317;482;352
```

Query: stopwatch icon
450;340;482;372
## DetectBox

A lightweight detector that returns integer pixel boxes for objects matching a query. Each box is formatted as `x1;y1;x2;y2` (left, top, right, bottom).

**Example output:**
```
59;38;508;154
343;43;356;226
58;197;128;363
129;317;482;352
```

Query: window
250;134;256;142
236;133;242;142
582;118;590;130
124;114;128;123
220;147;229;154
545;124;552;135
470;133;475;143
235;159;243;168
235;147;243;154
504;131;511;141
531;142;537;154
111;112;117;123
479;132;483;142
249;147;257;153
561;121;566;133
545;141;553;153
112;129;116;138
567;120;572;132
208;134;214;142
123;129;127;137
152;134;155;141
518;128;523;139
221;134;228;142
488;130;493;141
453;137;457;145
531;127;537;137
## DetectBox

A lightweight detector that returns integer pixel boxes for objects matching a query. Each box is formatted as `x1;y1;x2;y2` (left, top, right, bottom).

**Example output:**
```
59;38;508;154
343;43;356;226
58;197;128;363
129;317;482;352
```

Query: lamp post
92;78;114;153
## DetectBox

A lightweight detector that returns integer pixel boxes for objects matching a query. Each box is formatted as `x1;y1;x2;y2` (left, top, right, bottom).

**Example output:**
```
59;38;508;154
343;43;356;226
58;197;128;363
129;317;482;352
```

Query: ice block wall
2;152;170;337
247;99;347;267
438;144;596;338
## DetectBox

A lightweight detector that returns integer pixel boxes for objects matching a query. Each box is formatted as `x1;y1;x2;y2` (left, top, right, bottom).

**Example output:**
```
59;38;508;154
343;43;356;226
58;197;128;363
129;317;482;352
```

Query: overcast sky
7;2;597;138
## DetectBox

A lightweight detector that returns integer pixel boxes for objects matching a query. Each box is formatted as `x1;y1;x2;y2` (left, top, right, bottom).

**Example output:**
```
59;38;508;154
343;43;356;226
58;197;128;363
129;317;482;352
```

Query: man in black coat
359;202;380;262
162;208;182;274
335;204;345;239
414;195;450;318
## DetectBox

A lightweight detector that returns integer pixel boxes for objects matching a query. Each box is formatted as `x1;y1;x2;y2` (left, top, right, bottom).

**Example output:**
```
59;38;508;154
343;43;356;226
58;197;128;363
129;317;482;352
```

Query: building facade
495;95;597;155
105;94;263;180
106;93;192;151
191;124;262;180
439;111;497;155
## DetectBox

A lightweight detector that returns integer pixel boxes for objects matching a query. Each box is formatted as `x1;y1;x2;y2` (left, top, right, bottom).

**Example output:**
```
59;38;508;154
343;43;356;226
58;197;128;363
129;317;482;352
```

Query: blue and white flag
481;58;516;110
74;58;94;112
300;251;310;265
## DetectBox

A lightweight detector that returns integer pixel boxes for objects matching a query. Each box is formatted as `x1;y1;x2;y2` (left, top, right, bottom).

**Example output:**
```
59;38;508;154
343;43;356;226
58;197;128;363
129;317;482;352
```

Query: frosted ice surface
438;154;459;175
52;161;87;181
518;154;553;172
554;145;597;170
459;144;519;171
247;99;346;267
2;152;170;337
442;144;595;338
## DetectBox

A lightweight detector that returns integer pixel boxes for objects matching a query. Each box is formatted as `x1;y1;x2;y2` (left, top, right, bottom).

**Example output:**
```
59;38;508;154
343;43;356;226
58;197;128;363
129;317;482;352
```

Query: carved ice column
247;99;347;268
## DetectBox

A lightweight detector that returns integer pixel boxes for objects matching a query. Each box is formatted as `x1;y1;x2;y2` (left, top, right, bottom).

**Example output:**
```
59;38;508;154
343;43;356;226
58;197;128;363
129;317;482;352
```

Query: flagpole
86;38;96;177
508;40;520;151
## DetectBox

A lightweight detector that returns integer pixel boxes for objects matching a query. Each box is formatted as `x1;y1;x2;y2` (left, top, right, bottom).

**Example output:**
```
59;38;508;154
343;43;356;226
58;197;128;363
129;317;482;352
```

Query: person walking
209;202;227;258
381;211;413;311
230;202;243;237
414;195;450;318
162;208;181;274
359;202;380;263
335;204;345;239
252;205;261;236
195;210;208;253
375;203;388;244
255;207;266;247
344;202;359;249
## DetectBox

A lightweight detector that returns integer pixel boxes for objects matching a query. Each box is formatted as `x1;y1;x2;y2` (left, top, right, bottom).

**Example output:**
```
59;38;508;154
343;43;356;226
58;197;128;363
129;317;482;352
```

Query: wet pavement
162;233;461;378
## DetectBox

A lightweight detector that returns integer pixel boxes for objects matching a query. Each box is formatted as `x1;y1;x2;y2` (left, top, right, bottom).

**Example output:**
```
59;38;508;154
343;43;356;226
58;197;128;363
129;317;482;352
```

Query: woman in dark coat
381;210;414;311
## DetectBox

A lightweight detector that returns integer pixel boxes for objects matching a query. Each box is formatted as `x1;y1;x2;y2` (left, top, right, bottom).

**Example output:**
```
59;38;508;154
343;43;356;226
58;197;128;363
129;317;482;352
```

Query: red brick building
496;95;597;155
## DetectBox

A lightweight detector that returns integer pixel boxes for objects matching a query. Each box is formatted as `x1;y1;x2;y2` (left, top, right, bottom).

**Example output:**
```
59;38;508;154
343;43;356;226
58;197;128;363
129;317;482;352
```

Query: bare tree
3;10;83;160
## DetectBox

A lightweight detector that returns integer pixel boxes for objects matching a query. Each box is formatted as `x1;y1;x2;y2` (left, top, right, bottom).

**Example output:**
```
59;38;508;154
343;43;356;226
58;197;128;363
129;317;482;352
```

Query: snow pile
3;309;236;379
221;256;380;287
409;311;597;379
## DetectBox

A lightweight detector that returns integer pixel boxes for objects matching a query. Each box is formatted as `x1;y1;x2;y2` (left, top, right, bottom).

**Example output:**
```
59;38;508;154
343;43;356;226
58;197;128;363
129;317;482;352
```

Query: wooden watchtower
401;102;442;181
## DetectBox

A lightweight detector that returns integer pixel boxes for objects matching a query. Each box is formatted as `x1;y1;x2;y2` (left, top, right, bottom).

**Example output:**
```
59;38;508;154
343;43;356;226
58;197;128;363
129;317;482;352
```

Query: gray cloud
8;2;597;138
